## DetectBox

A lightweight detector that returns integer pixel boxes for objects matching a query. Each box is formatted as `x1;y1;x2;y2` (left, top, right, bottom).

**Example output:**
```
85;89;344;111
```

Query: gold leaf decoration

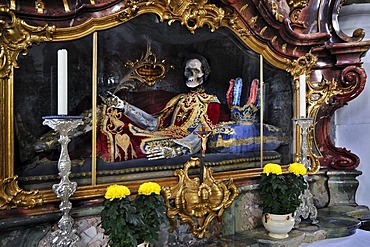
0;176;43;210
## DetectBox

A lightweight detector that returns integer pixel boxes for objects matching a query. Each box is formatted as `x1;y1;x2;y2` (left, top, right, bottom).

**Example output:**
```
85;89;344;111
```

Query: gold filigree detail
288;0;310;10
287;0;309;25
286;52;317;79
271;36;277;43
293;47;297;56
125;45;172;87
282;43;287;53
260;26;267;36
10;0;16;10
35;0;45;14
209;134;281;149
165;0;225;34
117;0;139;21
0;7;55;78
62;0;70;12
163;157;238;238
114;43;172;91
240;4;249;13
308;77;341;116
0;176;43;210
117;0;225;34
249;16;258;26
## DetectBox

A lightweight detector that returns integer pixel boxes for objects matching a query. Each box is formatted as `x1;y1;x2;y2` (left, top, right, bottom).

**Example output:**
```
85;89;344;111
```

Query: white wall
336;4;370;207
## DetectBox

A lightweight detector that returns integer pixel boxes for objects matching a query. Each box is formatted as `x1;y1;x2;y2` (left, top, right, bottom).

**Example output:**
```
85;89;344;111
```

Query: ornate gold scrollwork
286;52;317;79
114;44;173;92
165;0;225;34
0;7;53;209
0;176;43;210
287;0;309;25
0;7;55;78
163;157;238;238
116;0;225;34
126;47;172;87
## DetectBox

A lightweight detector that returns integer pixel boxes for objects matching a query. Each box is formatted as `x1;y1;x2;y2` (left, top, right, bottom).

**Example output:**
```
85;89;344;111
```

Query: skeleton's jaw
186;78;203;88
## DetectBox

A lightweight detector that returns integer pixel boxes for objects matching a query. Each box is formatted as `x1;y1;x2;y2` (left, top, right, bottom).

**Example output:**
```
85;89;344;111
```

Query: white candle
299;73;306;118
57;49;68;115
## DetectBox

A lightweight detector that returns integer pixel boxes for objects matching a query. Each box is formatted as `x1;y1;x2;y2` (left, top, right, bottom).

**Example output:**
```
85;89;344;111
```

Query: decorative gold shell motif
163;157;238;238
0;176;43;210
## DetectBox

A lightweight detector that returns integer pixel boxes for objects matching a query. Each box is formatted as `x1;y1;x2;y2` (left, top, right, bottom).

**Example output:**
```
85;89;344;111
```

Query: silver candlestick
292;117;318;227
43;116;84;247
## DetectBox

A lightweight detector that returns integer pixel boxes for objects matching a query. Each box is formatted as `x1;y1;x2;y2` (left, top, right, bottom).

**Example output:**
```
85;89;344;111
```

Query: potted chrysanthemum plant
258;162;307;239
100;184;145;247
134;182;168;246
100;182;167;247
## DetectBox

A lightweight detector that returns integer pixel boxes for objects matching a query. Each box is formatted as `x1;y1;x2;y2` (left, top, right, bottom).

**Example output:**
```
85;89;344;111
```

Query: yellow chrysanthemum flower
104;184;131;201
138;182;161;195
288;162;307;176
262;163;282;176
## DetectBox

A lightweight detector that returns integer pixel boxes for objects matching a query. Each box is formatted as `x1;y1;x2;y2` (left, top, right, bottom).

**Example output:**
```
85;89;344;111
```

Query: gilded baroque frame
1;0;365;210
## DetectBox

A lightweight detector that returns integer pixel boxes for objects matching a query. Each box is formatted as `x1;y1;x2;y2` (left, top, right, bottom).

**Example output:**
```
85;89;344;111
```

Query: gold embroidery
100;105;137;161
209;135;281;149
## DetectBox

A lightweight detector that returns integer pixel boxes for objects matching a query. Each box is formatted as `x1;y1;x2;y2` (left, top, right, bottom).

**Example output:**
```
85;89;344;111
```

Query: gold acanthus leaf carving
307;77;341;116
116;0;225;34
0;176;43;210
285;52;317;79
165;0;225;33
0;7;55;78
163;157;238;238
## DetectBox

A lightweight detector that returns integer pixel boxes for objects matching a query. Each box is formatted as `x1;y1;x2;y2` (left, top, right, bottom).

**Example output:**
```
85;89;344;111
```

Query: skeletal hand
145;146;188;160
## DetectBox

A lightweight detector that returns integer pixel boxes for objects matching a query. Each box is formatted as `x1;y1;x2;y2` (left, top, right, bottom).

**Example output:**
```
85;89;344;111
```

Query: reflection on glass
14;14;293;189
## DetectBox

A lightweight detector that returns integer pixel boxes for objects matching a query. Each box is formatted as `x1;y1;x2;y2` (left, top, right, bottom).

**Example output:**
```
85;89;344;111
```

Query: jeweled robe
98;90;220;162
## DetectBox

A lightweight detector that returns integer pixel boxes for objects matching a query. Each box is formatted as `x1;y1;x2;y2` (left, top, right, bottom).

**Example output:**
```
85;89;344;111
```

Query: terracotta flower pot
262;213;295;239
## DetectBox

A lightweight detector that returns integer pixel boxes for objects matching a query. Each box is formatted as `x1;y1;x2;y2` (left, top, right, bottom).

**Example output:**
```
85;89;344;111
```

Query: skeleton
102;58;209;160
19;57;212;162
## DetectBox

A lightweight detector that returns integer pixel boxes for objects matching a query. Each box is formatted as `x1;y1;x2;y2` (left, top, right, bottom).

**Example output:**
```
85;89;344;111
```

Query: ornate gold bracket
0;176;43;210
163;157;238;238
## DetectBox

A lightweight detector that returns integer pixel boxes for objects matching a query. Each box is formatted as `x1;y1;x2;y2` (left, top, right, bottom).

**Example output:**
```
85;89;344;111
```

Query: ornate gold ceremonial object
0;176;43;210
163;157;238;238
114;44;172;92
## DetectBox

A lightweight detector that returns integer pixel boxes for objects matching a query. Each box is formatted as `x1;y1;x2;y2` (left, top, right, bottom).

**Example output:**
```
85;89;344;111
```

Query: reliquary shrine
0;0;369;246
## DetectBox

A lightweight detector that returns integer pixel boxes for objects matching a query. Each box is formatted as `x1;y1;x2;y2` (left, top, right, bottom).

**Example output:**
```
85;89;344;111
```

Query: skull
184;59;204;88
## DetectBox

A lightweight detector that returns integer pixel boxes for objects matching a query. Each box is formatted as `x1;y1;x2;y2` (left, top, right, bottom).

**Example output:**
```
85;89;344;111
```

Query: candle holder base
292;117;318;227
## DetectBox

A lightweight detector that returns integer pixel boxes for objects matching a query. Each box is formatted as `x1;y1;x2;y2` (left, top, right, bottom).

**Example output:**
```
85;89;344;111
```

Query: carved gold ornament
287;0;309;25
125;44;172;87
0;7;55;79
163;157;238;238
0;176;43;210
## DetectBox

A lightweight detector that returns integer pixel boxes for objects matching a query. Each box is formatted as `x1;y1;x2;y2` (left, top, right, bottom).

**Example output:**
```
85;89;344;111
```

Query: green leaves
258;173;307;215
100;193;168;247
134;194;169;244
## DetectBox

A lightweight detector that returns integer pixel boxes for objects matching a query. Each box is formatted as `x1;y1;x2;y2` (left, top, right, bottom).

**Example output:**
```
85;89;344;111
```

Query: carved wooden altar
0;0;369;218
